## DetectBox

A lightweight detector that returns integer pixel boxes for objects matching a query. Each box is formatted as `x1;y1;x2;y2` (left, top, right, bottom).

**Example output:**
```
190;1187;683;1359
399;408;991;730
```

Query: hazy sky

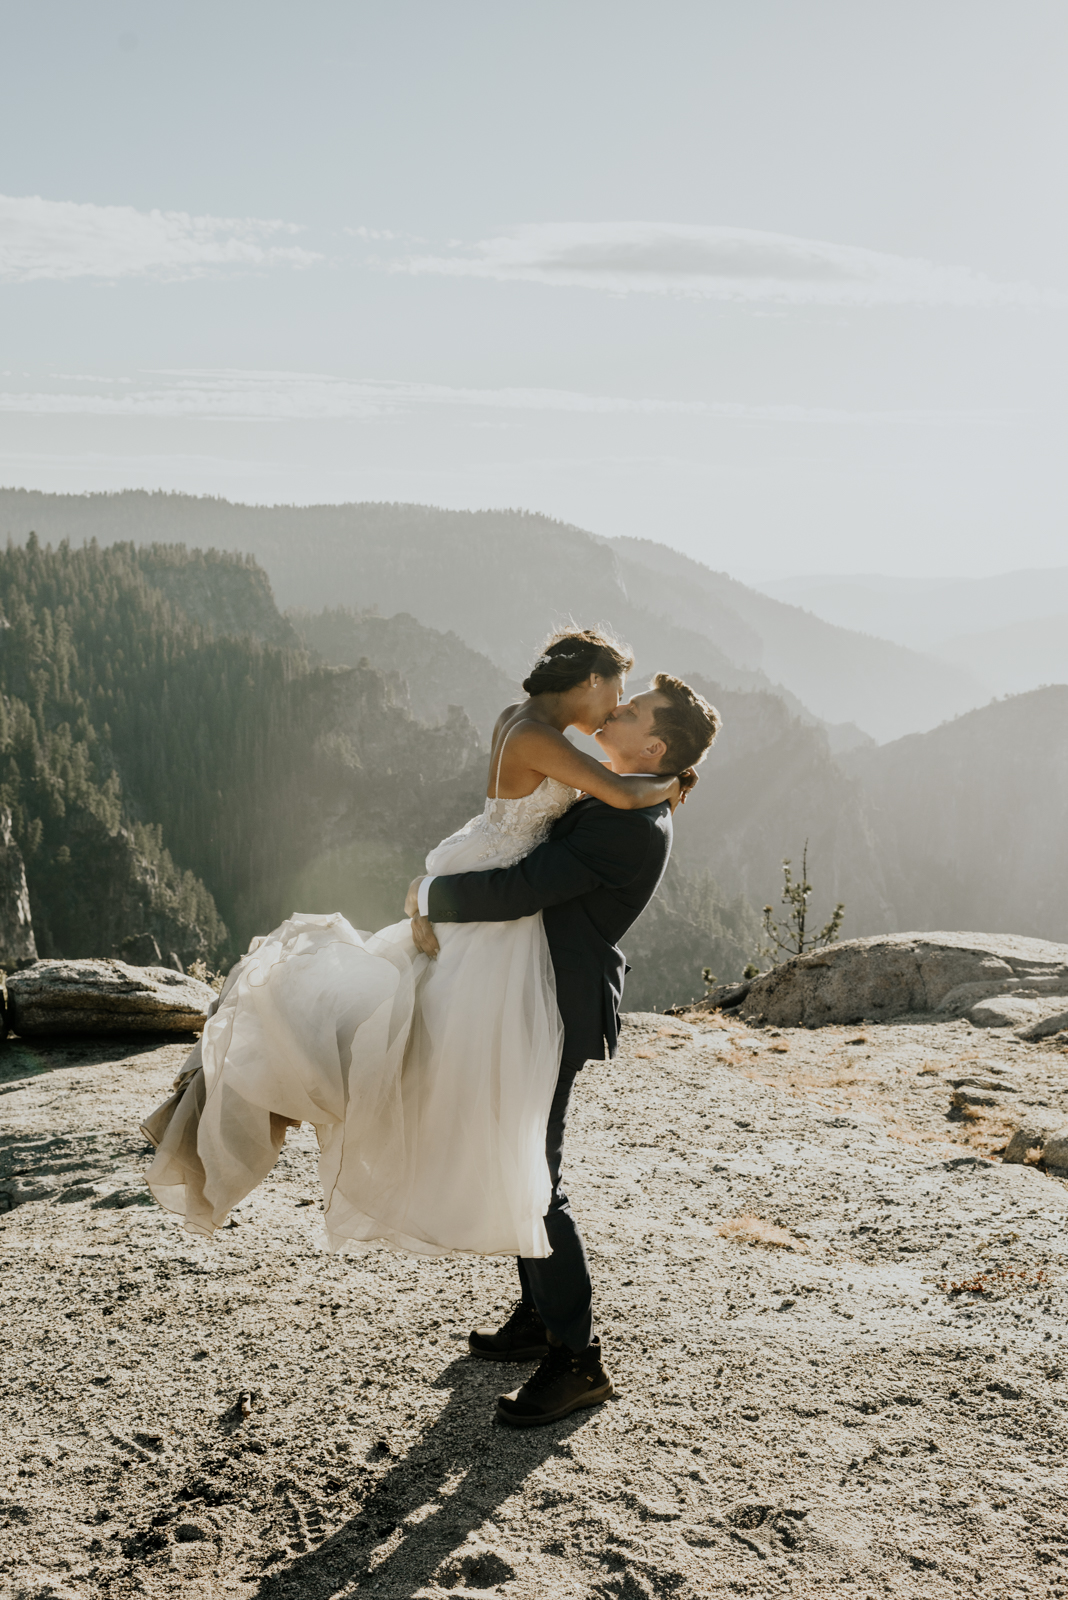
1;1;1066;577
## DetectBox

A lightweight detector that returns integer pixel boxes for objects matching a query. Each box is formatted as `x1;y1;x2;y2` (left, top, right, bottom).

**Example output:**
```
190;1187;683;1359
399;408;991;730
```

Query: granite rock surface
1;1008;1067;1597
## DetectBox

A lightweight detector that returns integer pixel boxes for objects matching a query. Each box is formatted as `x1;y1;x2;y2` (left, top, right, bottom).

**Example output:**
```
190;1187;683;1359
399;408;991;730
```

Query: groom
405;672;720;1426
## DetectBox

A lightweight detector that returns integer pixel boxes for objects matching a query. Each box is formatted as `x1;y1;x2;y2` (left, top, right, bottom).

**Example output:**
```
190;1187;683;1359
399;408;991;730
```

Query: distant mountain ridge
607;538;985;743
758;567;1068;654
0;489;992;742
933;612;1068;698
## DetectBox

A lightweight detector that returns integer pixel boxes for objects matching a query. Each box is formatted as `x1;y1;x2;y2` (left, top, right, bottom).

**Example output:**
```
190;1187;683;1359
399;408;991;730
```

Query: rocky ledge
703;931;1068;1034
2;1010;1067;1597
3;958;217;1036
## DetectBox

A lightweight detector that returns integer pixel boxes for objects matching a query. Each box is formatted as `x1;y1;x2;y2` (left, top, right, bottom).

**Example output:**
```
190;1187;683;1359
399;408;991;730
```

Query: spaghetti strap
493;726;515;800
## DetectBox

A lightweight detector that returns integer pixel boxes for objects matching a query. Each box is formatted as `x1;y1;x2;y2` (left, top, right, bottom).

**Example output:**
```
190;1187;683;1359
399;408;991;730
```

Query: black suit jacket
426;797;673;1066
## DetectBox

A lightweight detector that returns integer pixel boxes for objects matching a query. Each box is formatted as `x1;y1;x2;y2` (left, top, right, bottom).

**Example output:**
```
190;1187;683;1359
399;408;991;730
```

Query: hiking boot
469;1300;549;1362
496;1335;613;1426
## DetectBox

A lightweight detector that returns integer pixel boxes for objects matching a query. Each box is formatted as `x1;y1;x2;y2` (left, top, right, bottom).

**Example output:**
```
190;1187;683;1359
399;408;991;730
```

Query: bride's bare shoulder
494;715;569;755
492;702;526;742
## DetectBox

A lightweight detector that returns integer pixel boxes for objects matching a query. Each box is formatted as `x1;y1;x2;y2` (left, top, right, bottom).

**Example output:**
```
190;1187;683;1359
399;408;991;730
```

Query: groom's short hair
649;674;721;772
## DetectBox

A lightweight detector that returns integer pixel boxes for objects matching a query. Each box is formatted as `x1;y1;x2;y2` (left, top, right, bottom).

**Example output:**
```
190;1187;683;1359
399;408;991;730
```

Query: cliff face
0;807;36;965
292;607;518;743
24;813;224;967
133;543;302;649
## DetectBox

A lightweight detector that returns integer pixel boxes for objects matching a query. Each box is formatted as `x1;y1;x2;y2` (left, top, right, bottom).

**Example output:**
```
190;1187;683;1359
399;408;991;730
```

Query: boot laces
524;1344;575;1394
500;1299;542;1337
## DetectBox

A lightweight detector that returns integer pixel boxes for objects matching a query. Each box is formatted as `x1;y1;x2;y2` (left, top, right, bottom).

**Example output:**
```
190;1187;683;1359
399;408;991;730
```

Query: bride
143;628;685;1259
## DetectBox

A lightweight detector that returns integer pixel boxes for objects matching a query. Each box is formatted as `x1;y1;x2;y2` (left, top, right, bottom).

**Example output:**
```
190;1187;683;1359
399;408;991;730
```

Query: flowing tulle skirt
143;902;563;1257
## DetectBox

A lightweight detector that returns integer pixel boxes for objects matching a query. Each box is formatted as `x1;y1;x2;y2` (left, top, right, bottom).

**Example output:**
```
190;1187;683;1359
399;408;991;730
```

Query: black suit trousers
516;1058;593;1353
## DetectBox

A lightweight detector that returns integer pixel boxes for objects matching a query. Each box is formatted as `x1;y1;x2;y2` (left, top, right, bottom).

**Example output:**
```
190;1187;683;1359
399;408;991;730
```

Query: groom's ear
643;736;669;769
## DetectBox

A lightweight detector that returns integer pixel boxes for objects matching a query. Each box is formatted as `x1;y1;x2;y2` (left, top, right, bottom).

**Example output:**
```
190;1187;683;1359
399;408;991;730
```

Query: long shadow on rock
0;1035;167;1092
255;1353;597;1600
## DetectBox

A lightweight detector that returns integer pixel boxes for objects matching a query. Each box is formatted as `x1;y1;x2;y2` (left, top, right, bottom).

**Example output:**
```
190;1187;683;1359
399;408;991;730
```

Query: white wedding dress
143;773;578;1258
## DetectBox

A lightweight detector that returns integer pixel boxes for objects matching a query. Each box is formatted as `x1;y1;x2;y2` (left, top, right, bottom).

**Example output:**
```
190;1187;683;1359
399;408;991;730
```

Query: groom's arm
425;805;668;924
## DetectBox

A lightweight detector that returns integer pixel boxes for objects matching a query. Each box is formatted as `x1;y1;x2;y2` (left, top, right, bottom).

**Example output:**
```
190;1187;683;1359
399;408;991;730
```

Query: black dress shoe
469;1300;550;1362
497;1335;613;1426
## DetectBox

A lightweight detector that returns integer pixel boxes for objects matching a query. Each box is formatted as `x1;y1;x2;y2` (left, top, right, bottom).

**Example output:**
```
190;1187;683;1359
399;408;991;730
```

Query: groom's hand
405;876;426;917
411;914;440;959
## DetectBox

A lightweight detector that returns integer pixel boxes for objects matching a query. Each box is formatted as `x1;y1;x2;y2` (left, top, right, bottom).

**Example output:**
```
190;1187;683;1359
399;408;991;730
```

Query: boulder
951;1085;1012;1112
1044;1130;1068;1176
949;1072;1019;1094
968;995;1068;1029
1003;1119;1063;1164
701;979;753;1012
5;959;216;1036
736;932;1068;1029
936;975;1068;1016
1016;1007;1068;1042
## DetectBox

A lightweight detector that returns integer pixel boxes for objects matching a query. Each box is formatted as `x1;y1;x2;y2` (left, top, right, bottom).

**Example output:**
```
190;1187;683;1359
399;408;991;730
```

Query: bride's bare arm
509;723;682;810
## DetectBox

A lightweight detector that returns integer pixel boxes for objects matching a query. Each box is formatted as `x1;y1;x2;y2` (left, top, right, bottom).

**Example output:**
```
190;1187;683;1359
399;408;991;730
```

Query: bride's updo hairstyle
522;628;634;696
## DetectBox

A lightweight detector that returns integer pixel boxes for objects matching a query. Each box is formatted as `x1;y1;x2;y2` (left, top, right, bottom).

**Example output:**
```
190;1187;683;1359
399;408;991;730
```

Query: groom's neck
607;756;661;776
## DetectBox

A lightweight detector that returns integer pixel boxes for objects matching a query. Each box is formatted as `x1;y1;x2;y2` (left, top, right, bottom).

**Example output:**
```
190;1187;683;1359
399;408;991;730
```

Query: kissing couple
143;628;721;1427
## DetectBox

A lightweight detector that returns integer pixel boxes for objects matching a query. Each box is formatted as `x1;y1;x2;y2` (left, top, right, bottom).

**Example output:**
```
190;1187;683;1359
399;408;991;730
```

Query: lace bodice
476;777;580;864
425;776;580;874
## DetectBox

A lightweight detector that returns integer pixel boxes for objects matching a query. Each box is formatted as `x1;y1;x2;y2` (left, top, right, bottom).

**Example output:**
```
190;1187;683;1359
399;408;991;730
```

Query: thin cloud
0;194;321;282
0;370;728;420
0;369;1023;426
392;221;1056;308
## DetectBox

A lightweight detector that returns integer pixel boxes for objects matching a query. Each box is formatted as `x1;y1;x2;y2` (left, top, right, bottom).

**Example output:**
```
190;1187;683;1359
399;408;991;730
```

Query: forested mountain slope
0;539;226;963
0;540;486;962
671;676;1068;952
839;686;1068;944
669;679;893;943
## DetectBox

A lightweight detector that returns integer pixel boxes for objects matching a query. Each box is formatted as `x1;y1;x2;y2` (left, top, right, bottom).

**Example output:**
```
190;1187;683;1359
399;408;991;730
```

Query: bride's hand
666;768;698;813
411;914;440;959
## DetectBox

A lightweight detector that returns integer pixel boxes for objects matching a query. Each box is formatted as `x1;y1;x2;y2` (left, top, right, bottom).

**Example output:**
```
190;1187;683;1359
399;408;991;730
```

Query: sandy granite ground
2;1011;1068;1600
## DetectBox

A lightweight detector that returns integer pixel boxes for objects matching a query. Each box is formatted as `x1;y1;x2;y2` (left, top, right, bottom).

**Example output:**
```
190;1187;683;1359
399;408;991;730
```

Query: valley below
2;1013;1067;1599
